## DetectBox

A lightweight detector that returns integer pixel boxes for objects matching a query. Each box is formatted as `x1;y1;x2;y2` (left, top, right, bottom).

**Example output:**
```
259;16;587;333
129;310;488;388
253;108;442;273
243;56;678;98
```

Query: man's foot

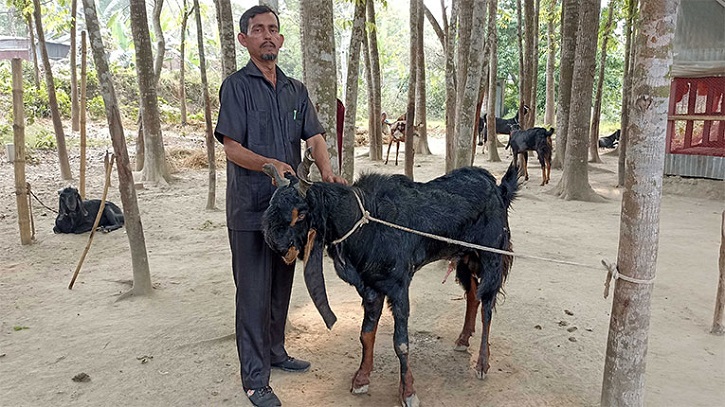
246;386;281;407
271;356;310;372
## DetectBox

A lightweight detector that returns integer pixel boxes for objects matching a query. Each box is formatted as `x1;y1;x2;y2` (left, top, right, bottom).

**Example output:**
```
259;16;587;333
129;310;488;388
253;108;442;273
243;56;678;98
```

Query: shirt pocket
287;110;303;143
248;110;272;146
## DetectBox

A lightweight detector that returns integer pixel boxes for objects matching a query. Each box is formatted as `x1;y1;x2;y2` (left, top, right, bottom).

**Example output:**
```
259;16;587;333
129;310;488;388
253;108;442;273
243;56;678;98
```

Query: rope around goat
332;190;655;299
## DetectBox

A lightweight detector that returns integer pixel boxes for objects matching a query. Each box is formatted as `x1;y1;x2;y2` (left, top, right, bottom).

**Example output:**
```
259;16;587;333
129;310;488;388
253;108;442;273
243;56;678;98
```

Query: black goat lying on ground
506;127;555;186
598;129;621;148
53;187;124;234
262;151;518;407
477;104;530;146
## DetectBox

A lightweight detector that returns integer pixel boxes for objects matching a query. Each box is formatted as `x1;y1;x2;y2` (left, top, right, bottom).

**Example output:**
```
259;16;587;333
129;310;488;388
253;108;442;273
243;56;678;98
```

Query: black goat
53;187;124;234
477;104;530;146
261;152;518;407
598;129;621;148
506;127;555;186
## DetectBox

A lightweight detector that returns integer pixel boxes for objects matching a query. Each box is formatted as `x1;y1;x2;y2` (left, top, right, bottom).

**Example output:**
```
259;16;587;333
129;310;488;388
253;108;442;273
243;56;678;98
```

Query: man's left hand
322;172;347;185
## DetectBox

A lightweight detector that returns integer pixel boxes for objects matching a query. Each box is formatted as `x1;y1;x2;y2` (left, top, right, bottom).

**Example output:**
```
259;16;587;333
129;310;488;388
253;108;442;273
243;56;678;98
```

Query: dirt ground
1;127;723;407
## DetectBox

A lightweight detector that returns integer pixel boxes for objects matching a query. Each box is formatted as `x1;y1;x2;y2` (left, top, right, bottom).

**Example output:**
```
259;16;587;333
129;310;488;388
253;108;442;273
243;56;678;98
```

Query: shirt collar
244;59;291;88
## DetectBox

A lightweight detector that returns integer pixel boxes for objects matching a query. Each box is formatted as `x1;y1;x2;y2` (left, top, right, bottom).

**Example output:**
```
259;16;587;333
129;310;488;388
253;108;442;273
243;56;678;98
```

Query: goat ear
303;229;337;330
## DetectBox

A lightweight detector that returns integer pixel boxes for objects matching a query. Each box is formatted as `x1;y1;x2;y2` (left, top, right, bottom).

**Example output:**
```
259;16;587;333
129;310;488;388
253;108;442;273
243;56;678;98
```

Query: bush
88;95;106;120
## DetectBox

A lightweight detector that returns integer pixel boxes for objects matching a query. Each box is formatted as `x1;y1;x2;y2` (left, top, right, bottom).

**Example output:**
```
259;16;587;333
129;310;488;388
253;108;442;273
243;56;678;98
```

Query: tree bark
81;0;153;297
216;0;237;78
552;0;578;169
151;0;166;84
12;58;32;245
415;0;431;156
444;0;460;173
301;0;339;174
423;4;445;50
601;1;679;403
555;0;602;201
179;0;193;125
33;0;72;180
70;0;79;132
129;0;170;184
544;0;557;127
361;22;375;159
25;15;40;89
487;0;501;163
453;0;487;170
589;3;615;164
342;0;365;183
618;0;637;187
404;0;419;179
367;0;383;161
192;0;216;210
522;0;538;129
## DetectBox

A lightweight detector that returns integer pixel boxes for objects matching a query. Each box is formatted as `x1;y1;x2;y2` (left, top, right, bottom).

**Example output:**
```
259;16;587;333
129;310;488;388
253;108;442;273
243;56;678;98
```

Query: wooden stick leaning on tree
68;152;116;290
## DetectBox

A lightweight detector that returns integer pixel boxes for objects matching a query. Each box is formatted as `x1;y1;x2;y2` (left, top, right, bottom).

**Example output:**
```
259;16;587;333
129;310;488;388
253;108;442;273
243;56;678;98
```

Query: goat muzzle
283;246;299;265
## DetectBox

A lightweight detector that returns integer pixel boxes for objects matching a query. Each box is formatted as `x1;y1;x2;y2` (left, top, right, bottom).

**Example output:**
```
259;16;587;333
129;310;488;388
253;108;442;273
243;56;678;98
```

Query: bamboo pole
80;31;88;200
712;210;725;335
12;58;32;245
68;152;115;289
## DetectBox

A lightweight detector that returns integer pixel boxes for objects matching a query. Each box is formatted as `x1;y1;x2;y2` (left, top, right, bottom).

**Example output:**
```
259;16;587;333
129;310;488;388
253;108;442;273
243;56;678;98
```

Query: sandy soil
1;128;723;407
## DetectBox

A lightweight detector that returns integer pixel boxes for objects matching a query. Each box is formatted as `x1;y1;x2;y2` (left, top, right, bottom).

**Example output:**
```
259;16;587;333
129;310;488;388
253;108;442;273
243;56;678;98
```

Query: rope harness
332;190;655;298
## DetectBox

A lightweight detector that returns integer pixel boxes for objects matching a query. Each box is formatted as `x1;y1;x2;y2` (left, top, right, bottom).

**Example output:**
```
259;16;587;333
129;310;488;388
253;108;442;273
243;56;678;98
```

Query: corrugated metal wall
664;153;725;180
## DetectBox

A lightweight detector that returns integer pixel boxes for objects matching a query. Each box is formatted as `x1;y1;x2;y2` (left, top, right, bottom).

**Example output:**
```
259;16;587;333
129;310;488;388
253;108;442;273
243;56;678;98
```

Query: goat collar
331;189;369;245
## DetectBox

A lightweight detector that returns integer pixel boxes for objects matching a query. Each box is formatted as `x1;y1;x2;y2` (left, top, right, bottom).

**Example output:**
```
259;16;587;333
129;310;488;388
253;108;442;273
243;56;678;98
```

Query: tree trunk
301;0;339;174
216;0;237;78
544;0;557;127
487;0;501;163
33;0;72;180
367;0;383;162
555;0;602;201
192;0;216;210
12;58;32;245
415;0;431;156
129;0;170;184
25;15;40;89
589;3;615;164
444;0;460;172
361;23;375;159
341;0;365;183
81;0;153;297
70;0;79;132
601;1;679;403
619;0;637;187
516;0;525;126
423;4;445;50
404;0;419;178
80;30;88;199
522;0;538;129
453;0;487;170
179;0;193;125
552;0;578;169
152;0;166;84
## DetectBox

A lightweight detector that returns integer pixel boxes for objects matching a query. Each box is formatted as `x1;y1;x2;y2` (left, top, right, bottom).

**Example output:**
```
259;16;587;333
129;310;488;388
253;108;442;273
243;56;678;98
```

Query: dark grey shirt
215;60;325;231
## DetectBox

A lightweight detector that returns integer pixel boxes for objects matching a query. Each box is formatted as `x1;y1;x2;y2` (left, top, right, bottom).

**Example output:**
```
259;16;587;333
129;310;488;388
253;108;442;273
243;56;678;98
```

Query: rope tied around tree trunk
333;190;656;299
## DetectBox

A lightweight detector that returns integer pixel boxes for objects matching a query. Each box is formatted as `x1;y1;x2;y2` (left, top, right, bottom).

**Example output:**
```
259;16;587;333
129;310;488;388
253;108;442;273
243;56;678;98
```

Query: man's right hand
269;159;295;186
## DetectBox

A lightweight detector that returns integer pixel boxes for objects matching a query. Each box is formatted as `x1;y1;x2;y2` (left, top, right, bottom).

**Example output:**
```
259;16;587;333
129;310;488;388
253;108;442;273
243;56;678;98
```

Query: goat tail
499;162;519;210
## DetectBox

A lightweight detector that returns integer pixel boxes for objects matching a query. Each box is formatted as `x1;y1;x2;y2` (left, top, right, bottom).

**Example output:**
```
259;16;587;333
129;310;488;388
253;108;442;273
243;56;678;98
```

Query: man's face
238;12;284;62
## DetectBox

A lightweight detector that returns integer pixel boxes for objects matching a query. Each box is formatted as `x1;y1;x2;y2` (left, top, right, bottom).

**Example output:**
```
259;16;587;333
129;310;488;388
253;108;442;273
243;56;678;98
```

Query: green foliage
88;95;106;120
29;127;55;150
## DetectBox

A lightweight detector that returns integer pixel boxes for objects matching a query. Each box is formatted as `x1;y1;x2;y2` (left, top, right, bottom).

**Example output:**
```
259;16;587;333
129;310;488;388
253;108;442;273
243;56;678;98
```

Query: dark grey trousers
228;229;295;390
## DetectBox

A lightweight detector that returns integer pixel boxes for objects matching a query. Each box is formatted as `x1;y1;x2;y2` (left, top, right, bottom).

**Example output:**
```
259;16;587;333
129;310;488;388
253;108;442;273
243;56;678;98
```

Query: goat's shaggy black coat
53;187;125;234
477;105;530;146
262;164;518;406
598;129;621;148
507;127;555;185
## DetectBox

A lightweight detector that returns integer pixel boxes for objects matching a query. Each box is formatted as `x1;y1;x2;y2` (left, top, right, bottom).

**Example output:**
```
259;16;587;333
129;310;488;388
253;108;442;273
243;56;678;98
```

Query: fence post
712;210;725;335
12;58;32;245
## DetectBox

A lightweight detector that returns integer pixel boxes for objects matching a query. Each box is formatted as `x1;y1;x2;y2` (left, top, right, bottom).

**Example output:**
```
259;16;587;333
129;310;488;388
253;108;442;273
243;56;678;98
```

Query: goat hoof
453;344;469;352
351;384;369;394
476;370;487;380
402;393;420;407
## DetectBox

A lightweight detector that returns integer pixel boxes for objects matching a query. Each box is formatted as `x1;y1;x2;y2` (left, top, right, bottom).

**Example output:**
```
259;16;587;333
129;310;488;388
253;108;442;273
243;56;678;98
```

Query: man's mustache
262;42;277;48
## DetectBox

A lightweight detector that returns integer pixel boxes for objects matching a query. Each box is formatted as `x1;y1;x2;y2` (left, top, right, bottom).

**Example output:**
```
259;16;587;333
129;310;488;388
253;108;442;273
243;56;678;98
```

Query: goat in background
478;104;530;147
382;112;422;165
598;129;621;149
507;127;555;186
262;151;518;407
53;186;124;234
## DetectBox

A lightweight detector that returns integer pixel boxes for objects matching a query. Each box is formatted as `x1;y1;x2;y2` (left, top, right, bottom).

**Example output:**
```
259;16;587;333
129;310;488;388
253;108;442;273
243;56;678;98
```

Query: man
214;5;345;407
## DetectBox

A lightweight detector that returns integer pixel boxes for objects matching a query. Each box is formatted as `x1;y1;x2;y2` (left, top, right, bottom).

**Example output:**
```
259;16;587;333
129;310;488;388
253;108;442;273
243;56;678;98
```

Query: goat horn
295;148;315;197
262;163;290;188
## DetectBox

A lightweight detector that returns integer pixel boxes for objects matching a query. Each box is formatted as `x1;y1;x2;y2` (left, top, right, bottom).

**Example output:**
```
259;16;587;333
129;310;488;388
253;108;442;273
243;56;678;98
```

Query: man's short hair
239;5;280;34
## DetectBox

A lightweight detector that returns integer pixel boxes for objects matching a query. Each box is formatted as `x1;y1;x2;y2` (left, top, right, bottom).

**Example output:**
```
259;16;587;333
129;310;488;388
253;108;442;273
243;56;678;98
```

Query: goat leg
352;289;384;394
454;275;480;351
391;292;418;406
475;300;494;379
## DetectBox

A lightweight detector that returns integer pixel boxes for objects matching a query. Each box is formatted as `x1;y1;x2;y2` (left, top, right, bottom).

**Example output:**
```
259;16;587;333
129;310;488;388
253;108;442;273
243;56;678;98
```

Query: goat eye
297;213;305;221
